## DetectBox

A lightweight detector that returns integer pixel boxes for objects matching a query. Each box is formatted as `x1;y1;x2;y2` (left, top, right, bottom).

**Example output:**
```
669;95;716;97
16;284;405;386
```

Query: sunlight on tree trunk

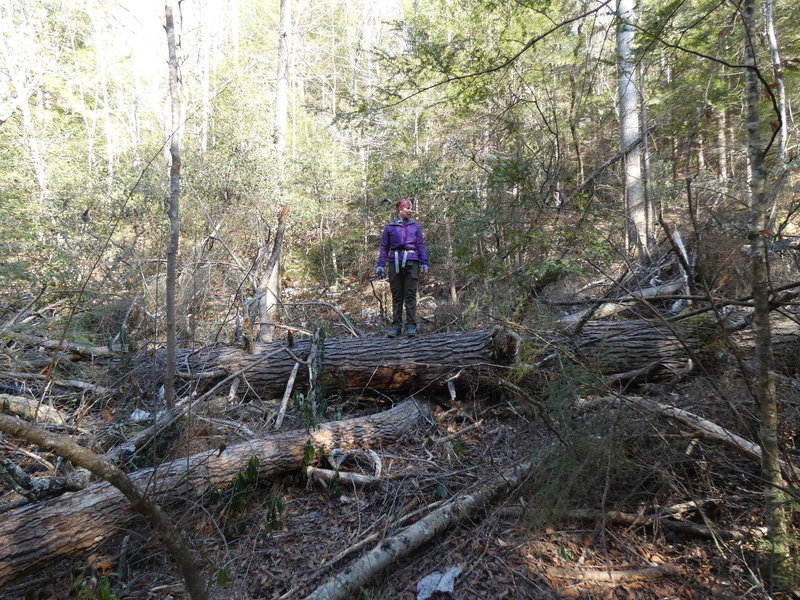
616;0;650;258
164;0;183;410
256;0;292;343
765;0;786;167
742;0;792;589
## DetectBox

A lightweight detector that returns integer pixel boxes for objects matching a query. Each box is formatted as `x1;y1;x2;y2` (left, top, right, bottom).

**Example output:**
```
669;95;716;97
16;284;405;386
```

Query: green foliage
527;436;608;528
263;493;286;533
72;575;118;600
302;442;321;472
199;455;284;537
543;364;599;413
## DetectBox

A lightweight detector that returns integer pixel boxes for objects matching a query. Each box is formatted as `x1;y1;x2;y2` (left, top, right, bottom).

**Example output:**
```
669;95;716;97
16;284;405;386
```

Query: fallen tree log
557;281;686;324
130;316;799;402
537;320;699;376
0;398;432;588
130;327;521;400
615;395;800;480
565;508;767;540
1;394;67;423
545;564;680;583
131;323;701;401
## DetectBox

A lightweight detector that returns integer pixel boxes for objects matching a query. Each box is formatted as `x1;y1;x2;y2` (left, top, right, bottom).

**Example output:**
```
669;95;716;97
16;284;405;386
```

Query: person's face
399;203;413;219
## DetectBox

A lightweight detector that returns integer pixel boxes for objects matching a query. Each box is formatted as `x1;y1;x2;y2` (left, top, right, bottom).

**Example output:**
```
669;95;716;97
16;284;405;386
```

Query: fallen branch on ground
0;372;112;395
304;454;541;600
546;564;680;583
1;394;67;424
613;395;800;480
0;413;208;599
0;398;431;587
565;508;767;540
305;466;383;489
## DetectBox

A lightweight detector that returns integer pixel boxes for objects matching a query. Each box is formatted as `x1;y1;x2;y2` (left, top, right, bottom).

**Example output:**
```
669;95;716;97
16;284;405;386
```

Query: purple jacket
377;218;429;268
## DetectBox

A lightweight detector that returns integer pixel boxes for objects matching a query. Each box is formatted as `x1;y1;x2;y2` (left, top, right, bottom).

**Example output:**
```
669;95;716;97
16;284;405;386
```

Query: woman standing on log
376;199;429;338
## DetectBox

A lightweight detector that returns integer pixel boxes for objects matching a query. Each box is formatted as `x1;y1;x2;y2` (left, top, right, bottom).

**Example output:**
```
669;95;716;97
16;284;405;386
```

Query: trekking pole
368;275;387;322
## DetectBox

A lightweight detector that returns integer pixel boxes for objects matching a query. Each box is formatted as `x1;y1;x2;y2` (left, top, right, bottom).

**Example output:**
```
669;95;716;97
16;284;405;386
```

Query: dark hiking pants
388;260;420;329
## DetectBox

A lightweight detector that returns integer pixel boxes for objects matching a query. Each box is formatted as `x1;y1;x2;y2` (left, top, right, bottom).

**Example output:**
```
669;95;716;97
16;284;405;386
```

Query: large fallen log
553;320;699;375
130;327;521;400
0;398;432;588
129;316;799;402
131;323;705;401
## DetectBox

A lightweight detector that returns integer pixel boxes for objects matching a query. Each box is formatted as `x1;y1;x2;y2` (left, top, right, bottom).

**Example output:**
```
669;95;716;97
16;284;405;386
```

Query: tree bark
164;0;183;410
0;413;208;600
132;327;522;400
742;0;790;582
616;0;650;256
0;399;431;588
765;0;786;166
257;204;290;342
132;314;800;403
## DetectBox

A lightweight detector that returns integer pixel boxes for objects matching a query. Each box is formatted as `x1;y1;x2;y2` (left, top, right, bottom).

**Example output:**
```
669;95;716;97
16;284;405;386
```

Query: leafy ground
1;278;798;600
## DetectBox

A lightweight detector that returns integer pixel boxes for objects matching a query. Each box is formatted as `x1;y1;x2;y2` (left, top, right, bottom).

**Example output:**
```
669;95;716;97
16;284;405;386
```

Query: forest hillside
1;0;799;598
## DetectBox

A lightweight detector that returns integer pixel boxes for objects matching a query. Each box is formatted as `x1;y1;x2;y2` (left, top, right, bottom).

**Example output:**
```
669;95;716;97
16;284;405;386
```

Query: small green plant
302;442;326;473
559;543;574;561
72;575;117;600
199;455;280;537
263;493;286;532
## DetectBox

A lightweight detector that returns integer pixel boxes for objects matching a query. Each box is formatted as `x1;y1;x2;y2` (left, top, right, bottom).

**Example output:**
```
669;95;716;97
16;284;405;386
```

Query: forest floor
1;278;798;600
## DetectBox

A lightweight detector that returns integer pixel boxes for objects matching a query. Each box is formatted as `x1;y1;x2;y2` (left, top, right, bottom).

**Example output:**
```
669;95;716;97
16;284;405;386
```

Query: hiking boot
406;326;417;337
387;328;401;338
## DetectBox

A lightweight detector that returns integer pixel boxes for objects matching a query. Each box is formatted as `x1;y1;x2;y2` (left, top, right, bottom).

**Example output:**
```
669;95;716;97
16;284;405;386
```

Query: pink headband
396;199;413;210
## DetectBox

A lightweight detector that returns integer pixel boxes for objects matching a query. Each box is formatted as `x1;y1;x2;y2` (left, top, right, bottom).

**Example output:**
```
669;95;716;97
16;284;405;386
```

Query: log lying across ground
0;399;432;588
131;327;521;400
131;322;710;401
130;315;800;402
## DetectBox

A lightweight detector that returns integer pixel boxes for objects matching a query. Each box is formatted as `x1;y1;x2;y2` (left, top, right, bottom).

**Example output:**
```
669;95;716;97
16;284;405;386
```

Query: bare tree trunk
256;0;293;343
273;0;291;156
765;0;786;167
717;109;728;183
257;204;290;342
443;204;458;304
0;3;49;209
616;0;650;257
200;0;211;154
164;0;183;410
99;48;114;202
742;0;791;587
639;67;653;225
